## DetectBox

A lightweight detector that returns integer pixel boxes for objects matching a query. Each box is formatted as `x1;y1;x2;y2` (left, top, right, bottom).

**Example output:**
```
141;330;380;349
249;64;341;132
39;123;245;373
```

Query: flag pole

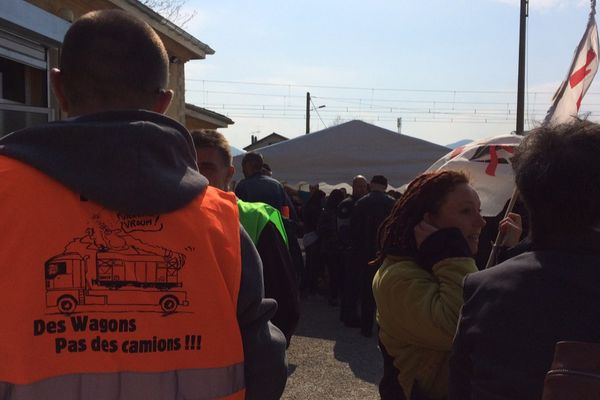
484;0;528;269
516;0;528;135
484;187;519;269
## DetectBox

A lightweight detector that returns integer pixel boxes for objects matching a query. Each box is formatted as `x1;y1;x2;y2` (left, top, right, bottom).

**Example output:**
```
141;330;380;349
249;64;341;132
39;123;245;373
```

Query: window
0;29;51;137
46;262;67;279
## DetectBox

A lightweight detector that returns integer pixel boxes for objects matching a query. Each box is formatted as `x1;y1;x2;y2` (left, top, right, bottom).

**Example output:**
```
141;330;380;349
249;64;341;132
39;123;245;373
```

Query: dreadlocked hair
370;170;469;266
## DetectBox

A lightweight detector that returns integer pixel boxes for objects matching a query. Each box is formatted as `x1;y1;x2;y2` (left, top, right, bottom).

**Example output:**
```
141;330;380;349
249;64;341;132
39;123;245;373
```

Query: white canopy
232;120;450;190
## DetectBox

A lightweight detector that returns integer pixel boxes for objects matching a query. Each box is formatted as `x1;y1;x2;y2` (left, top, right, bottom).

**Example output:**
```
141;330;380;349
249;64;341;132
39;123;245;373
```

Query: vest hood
0;110;206;215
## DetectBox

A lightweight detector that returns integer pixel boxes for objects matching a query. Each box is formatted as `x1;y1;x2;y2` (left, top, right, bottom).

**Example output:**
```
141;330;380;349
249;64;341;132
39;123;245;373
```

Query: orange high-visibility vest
0;155;245;399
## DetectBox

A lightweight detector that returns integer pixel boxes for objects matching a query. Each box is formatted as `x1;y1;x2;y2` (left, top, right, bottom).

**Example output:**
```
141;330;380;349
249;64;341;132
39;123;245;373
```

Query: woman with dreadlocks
372;170;486;400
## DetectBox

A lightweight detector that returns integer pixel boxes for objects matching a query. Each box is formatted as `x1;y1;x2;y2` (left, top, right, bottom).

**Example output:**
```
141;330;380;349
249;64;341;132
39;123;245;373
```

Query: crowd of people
1;8;600;400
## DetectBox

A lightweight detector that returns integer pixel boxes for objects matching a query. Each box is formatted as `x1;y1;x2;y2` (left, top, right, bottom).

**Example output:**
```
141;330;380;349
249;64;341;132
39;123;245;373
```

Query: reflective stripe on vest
0;156;244;399
0;365;245;400
238;199;288;246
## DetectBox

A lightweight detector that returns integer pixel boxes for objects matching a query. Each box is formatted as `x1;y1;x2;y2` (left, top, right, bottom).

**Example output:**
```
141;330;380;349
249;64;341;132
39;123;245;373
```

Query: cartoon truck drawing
45;252;189;314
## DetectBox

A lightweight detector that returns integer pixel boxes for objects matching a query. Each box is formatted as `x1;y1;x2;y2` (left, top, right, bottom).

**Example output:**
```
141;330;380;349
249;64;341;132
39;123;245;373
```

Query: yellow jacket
373;254;477;399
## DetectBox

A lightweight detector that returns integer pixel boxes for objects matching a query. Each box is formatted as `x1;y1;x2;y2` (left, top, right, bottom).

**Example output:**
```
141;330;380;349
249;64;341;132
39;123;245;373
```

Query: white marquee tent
232;120;450;191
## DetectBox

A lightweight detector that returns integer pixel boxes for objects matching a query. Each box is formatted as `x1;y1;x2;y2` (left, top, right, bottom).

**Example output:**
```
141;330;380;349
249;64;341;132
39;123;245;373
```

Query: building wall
185;116;221;131
26;0;112;28
167;61;185;123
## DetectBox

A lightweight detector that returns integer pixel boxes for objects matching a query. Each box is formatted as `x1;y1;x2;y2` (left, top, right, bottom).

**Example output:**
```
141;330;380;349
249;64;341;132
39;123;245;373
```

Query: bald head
56;10;170;114
352;175;368;198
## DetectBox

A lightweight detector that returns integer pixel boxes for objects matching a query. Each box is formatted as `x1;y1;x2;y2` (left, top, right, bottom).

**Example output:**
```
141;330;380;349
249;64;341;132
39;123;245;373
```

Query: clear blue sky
178;0;599;149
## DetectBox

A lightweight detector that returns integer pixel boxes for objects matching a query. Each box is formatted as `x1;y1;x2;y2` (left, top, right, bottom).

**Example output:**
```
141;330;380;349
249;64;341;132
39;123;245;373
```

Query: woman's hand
498;212;522;247
414;220;439;249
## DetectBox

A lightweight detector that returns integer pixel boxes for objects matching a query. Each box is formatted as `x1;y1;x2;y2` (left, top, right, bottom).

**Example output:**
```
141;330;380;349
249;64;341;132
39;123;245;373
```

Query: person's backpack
543;341;600;400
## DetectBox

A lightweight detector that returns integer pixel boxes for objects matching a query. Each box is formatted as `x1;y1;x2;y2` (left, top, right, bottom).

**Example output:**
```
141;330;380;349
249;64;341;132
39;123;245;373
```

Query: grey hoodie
0;110;287;400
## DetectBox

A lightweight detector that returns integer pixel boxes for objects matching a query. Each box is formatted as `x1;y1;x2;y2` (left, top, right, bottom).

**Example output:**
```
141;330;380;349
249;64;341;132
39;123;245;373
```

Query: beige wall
25;0;191;125
185;116;222;131
26;0;113;27
166;61;185;123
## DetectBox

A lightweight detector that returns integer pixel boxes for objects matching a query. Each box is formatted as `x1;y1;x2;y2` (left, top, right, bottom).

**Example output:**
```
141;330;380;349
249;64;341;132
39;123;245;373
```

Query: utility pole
306;92;310;134
516;0;528;135
487;0;528;269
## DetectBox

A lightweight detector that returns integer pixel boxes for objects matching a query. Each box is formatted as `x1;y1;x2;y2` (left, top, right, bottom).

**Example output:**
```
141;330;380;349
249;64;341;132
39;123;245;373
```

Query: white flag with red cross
422;134;522;217
544;4;599;126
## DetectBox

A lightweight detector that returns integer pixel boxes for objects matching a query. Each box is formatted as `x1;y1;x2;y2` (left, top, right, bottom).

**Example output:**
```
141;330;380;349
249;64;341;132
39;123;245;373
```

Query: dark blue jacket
235;173;296;219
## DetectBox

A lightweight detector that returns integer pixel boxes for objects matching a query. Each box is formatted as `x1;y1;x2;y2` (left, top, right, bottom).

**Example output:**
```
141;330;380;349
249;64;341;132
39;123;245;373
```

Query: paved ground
281;295;381;400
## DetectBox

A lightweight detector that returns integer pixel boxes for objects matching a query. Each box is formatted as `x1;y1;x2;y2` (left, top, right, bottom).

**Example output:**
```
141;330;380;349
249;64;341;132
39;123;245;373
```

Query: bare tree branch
140;0;197;28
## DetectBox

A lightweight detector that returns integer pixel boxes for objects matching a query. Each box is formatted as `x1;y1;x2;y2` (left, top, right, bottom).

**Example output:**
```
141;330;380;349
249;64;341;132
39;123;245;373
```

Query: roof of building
109;0;215;59
185;103;234;127
243;132;289;151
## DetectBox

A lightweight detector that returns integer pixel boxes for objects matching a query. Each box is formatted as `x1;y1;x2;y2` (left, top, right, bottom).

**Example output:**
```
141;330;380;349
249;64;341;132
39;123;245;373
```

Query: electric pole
306;92;310;134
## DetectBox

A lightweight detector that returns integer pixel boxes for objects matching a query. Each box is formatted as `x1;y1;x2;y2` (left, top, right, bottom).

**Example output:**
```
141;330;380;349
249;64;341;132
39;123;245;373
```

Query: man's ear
153;89;173;114
50;68;69;113
224;165;235;192
226;165;235;181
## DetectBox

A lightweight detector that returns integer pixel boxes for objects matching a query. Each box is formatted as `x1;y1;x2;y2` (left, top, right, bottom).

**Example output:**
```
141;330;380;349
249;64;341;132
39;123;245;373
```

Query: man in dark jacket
351;175;395;337
0;10;286;400
235;152;305;279
449;120;600;400
235;152;296;217
338;175;369;326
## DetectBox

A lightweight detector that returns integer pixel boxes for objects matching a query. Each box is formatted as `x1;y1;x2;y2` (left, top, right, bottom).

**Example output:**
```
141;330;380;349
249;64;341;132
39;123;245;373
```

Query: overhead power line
184;79;600;129
186;78;546;95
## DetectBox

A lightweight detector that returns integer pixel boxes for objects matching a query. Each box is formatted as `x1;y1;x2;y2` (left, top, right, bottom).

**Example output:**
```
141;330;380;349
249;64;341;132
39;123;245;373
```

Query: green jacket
237;200;288;246
372;254;477;399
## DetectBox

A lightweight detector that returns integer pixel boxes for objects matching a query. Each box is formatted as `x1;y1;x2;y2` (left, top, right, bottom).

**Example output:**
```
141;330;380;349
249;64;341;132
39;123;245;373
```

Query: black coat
317;207;343;253
350;190;395;262
337;196;358;248
258;222;300;347
449;248;600;400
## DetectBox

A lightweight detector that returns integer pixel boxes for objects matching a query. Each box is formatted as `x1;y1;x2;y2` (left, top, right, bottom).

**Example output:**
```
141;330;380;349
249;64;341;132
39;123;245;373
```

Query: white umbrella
424;134;523;217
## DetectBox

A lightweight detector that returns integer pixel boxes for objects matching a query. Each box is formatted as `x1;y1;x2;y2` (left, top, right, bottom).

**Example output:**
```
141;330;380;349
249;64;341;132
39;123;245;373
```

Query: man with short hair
338;175;369;326
193;129;235;191
0;10;286;400
449;120;600;400
235;152;294;214
235;151;303;281
351;175;395;337
191;129;300;347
